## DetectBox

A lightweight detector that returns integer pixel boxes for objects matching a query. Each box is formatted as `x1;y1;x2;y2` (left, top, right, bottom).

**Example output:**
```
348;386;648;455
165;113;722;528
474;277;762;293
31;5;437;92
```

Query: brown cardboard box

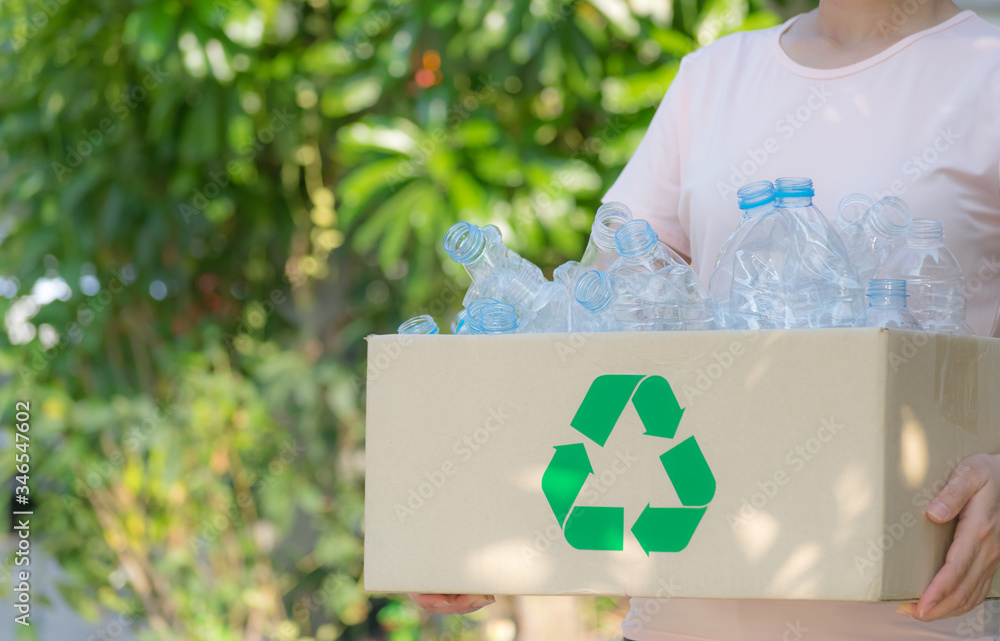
363;328;1000;600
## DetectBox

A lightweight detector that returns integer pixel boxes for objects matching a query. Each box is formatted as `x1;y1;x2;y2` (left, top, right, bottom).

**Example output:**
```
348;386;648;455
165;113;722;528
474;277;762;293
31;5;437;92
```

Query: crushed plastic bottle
878;219;972;334
772;177;863;328
443;221;550;324
709;181;778;327
863;279;922;330
608;219;718;331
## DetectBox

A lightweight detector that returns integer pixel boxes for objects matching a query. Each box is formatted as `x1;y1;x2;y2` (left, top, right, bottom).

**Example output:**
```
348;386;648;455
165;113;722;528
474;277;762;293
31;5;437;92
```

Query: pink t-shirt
604;10;1000;641
604;10;1000;339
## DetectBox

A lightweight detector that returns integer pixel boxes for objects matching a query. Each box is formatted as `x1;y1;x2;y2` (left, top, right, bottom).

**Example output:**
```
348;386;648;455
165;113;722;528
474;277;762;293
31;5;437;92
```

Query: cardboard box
363;328;1000;601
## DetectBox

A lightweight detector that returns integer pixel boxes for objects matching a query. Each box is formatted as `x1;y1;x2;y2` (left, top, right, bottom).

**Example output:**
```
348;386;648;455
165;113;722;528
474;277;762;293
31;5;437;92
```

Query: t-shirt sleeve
602;60;690;257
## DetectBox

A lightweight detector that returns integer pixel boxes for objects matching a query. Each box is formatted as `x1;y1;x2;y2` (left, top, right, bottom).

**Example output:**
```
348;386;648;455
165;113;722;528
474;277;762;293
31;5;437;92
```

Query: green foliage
0;0;809;639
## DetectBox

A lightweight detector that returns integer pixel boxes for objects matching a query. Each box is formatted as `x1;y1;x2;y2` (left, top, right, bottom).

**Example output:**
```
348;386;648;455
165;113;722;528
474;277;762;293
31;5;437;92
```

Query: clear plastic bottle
772;177;863;328
443;221;550;320
863;279;923;330
878;219;972;334
581;202;632;271
708;181;777;327
443;222;509;290
398;315;439;334
468;300;520;334
837;195;912;283
608;220;717;331
521;262;579;333
572;270;618;331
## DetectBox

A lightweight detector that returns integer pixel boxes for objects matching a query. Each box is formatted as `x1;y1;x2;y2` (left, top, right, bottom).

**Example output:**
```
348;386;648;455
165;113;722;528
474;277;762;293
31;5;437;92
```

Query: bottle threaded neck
476;301;519;334
615;220;658;261
866;279;909;307
774;177;815;199
443;222;486;264
907;219;944;243
575;270;614;312
398;314;440;334
737;180;775;210
592;202;633;251
868;197;911;238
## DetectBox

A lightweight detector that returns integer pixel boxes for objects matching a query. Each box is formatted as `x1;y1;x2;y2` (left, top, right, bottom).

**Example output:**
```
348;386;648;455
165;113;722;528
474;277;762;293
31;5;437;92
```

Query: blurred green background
0;0;812;639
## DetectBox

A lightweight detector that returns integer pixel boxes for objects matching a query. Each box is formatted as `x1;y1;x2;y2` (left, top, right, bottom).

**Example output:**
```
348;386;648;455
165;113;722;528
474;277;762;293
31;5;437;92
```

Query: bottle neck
906;219;945;247
776;196;812;209
867;294;908;309
741;200;774;219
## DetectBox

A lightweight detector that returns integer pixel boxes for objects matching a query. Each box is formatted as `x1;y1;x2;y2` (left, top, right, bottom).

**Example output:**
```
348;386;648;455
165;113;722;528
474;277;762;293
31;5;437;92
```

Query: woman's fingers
409;593;495;615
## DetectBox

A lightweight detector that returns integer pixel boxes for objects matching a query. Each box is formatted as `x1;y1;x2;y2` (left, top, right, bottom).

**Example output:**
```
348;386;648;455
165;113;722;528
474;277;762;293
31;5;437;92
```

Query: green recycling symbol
541;375;715;554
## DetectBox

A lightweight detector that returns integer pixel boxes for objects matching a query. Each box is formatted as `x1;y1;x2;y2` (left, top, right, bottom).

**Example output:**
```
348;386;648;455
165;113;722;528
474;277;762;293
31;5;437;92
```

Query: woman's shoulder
677;20;788;74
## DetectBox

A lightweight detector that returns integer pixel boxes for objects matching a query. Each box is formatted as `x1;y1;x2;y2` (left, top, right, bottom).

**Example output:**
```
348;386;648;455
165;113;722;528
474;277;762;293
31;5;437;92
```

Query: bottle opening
398;314;440;334
443;222;486;264
869;197;912;237
593;202;633;250
774;177;815;198
615;220;658;260
737;181;775;210
478;302;519;334
575;270;613;312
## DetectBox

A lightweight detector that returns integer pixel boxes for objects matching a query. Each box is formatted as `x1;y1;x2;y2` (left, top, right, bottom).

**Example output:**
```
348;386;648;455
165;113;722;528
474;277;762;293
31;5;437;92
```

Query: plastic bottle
708;181;777;327
581;202;632;271
837;195;912;283
443;221;550;320
468;300;520;334
398;315;439;334
521;262;579;333
443;222;509;290
878;219;972;334
863;279;923;330
608;219;717;331
772;177;863;328
572;270;618;331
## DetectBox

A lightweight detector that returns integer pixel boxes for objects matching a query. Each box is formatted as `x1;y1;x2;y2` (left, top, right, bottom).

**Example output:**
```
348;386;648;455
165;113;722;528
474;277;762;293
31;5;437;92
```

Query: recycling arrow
541;443;593;527
542;374;716;553
631;505;707;554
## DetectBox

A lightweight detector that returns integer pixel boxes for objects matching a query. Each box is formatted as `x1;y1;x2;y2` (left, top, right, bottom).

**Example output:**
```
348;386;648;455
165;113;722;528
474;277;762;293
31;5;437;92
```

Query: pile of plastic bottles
397;177;972;336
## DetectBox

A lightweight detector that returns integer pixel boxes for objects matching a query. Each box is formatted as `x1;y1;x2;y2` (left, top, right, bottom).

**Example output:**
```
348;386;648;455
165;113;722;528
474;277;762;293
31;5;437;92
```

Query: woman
412;0;1000;638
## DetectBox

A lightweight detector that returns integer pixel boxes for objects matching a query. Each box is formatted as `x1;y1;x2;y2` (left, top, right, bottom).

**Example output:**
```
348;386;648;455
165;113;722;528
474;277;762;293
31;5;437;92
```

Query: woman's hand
409;593;495;615
898;453;1000;621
